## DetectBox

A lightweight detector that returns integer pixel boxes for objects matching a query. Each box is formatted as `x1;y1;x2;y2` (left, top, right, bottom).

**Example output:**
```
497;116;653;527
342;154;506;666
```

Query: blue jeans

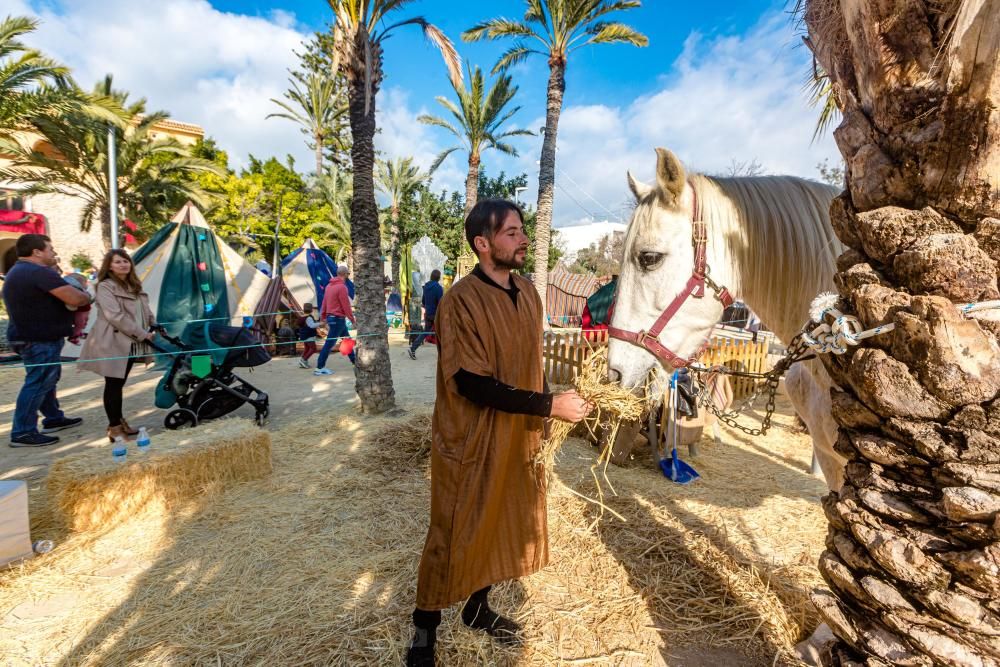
317;316;355;369
409;316;435;353
11;340;65;438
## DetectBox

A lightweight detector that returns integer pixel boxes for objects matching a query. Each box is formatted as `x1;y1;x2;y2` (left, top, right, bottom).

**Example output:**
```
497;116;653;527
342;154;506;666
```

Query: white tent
280;238;339;309
131;202;270;337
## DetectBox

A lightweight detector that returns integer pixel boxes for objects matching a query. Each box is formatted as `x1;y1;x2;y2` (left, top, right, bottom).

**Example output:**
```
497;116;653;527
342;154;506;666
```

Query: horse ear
654;148;686;204
627;171;653;202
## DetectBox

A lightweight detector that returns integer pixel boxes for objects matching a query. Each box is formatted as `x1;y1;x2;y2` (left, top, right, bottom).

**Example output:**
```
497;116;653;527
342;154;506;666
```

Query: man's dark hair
15;234;51;258
430;269;441;281
465;199;524;255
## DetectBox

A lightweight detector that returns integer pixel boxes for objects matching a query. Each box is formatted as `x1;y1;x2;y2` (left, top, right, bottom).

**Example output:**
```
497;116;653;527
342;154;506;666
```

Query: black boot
461;586;522;645
406;608;441;667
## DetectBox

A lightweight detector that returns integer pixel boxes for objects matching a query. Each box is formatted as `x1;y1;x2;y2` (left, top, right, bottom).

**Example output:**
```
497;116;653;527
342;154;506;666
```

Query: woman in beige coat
78;249;156;442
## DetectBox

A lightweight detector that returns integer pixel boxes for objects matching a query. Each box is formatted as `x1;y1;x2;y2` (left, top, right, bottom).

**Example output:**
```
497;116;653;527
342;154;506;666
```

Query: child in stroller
151;321;271;429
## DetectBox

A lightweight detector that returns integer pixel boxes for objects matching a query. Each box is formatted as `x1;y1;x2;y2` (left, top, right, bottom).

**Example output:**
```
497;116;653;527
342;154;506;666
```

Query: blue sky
12;0;840;227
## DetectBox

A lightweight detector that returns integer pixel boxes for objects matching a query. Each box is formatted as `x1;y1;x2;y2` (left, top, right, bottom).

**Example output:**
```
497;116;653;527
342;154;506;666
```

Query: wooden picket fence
543;329;609;385
542;328;771;399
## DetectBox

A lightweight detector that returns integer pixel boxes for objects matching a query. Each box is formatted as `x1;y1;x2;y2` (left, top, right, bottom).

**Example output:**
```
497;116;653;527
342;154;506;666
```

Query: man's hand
549;391;593;423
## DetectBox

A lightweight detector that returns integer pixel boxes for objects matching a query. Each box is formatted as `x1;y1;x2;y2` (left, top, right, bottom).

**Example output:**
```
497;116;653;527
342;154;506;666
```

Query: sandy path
0;338;438;483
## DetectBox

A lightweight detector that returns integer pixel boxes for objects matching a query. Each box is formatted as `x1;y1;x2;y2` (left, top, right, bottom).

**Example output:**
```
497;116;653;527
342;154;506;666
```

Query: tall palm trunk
99;205;112;251
314;132;324;177
464;152;480;216
532;60;565;316
803;1;1000;665
390;203;401;295
347;77;395;415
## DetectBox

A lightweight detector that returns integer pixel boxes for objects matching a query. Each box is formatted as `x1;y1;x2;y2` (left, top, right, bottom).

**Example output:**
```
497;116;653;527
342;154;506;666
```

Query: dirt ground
0;339;437;484
0;338;828;665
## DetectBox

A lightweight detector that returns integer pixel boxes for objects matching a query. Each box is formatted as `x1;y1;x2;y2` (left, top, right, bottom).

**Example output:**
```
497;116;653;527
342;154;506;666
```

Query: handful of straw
535;347;651;518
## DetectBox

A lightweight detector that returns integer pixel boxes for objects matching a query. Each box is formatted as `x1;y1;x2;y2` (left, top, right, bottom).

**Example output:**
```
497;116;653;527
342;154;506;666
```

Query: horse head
608;148;729;389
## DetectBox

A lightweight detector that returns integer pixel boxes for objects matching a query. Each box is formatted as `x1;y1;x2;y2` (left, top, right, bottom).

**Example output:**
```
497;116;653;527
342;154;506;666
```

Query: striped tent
280;238;340;309
132;202;270;338
546;266;602;327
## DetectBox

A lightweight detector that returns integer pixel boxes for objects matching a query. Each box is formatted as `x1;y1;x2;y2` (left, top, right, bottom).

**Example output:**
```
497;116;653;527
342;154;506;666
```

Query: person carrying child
296;303;321;369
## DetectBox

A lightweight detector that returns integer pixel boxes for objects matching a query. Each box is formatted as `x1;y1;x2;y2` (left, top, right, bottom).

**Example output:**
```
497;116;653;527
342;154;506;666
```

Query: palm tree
0;76;221;247
419;64;533;215
375;156;428;294
326;0;461;415
307;167;353;263
798;1;1000;665
267;71;348;177
0;15;71;139
463;0;647;311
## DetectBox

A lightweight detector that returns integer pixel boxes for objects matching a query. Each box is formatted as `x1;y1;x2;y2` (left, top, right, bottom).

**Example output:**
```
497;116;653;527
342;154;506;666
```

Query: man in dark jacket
3;234;90;447
407;269;443;360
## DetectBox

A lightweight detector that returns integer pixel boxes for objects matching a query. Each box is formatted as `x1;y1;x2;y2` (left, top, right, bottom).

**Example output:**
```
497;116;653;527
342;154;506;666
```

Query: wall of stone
30;193;106;269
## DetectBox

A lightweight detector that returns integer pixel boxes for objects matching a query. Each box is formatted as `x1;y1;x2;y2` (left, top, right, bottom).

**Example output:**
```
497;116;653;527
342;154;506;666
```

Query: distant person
78;249;156;443
314;266;356;376
296;303;320;369
407;269;443;360
3;234;89;447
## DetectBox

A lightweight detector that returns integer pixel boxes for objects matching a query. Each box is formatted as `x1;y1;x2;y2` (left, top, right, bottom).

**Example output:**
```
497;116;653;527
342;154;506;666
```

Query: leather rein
608;184;736;369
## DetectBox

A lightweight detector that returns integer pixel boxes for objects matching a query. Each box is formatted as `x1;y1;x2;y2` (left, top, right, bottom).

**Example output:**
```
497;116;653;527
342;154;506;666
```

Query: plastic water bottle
112;436;127;463
136;427;150;454
32;540;54;554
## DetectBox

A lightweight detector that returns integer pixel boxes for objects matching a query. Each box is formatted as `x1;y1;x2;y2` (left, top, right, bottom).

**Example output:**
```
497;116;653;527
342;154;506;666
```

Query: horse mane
689;174;842;341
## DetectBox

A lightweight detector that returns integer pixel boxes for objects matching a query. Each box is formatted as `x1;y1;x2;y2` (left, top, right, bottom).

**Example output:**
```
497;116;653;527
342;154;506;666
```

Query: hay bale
47;419;271;533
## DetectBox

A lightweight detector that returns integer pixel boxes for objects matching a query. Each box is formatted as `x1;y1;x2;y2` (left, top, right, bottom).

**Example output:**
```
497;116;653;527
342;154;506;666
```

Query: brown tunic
416;271;548;610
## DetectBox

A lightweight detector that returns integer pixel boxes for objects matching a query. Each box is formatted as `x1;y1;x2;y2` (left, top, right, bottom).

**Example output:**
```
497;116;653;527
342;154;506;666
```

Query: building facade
0;118;204;273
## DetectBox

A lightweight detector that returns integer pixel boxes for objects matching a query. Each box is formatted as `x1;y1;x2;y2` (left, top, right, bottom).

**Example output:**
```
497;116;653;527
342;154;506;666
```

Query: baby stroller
151;322;271;429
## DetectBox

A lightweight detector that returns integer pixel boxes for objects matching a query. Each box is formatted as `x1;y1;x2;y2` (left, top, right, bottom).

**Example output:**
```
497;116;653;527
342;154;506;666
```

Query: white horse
606;148;847;492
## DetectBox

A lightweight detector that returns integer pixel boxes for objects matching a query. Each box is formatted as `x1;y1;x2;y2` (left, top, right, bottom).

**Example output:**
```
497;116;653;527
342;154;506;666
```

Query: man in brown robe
407;200;592;666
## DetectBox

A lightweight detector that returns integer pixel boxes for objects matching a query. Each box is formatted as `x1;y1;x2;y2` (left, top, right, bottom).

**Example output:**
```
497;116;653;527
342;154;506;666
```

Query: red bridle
608;185;735;369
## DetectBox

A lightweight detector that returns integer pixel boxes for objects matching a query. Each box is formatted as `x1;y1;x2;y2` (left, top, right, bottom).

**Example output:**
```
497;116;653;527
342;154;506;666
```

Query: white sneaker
313;368;333;376
298;358;310;369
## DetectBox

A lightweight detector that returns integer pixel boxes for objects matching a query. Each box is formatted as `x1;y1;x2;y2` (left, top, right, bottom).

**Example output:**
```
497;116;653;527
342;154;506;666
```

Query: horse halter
609;184;735;369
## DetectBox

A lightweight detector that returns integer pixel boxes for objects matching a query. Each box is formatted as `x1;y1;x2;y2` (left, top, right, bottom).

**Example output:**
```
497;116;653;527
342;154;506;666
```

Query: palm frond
463;18;536;42
493;45;538;74
429;147;460;173
580;22;649;48
417;113;461;137
804;63;841;142
383;17;462;89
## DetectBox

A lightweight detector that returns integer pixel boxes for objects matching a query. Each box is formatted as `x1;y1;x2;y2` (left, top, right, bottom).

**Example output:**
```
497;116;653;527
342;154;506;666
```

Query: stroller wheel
255;405;270;427
164;408;198;430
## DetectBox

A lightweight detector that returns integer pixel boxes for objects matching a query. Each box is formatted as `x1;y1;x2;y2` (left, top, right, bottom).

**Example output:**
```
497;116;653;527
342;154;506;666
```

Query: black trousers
103;359;135;427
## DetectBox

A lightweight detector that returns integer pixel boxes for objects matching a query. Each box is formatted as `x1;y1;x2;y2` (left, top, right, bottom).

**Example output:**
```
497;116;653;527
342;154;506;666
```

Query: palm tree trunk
533;60;566;320
803;1;1000;665
314;134;324;178
346;76;395;415
99;205;112;251
465;152;480;216
390;204;401;295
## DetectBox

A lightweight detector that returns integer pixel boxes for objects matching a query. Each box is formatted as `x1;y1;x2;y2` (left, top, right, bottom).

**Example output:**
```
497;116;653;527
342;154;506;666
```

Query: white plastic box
0;480;33;566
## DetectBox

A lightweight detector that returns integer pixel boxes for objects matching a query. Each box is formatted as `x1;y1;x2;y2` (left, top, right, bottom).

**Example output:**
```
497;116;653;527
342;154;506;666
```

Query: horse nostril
607;367;622;383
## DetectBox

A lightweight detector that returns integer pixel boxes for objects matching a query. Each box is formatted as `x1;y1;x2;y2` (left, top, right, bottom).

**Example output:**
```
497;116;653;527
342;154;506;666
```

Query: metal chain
691;334;813;437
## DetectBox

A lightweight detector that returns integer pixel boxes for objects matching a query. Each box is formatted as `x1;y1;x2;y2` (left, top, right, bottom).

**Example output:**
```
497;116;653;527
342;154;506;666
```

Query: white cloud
374;87;466;197
502;12;841;227
16;0;312;170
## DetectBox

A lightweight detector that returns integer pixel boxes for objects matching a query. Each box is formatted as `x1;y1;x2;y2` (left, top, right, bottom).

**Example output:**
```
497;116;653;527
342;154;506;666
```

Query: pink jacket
320;277;355;324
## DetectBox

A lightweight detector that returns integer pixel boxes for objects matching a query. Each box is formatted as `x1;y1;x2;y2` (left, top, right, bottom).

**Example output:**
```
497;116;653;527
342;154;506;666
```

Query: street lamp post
108;125;119;249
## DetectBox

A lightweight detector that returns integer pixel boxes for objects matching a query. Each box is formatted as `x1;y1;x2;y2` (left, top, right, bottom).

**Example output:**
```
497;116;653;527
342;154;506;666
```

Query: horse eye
637;251;664;270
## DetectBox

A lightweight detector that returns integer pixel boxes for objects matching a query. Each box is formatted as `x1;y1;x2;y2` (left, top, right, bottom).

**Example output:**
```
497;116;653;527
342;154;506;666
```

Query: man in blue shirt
3;234;90;447
407;269;444;360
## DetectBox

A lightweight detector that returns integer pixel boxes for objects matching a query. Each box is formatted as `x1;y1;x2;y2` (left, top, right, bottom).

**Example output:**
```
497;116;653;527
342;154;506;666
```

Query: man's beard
490;246;527;270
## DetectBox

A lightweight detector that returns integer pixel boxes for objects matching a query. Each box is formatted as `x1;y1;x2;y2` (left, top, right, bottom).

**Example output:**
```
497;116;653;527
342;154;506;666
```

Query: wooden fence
542;328;770;399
